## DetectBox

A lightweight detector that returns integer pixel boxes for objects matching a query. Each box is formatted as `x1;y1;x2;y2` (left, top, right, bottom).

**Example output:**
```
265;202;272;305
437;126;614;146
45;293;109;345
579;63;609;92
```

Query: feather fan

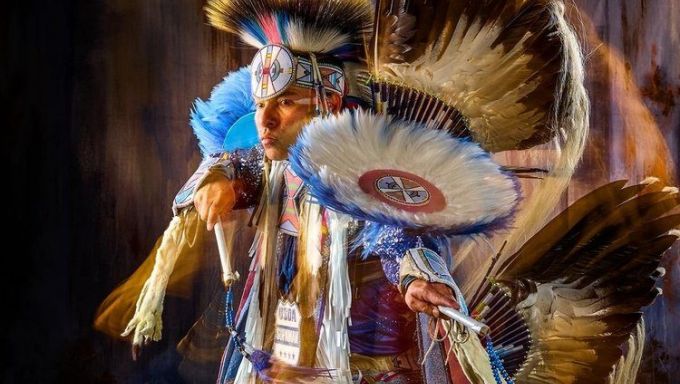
460;180;680;383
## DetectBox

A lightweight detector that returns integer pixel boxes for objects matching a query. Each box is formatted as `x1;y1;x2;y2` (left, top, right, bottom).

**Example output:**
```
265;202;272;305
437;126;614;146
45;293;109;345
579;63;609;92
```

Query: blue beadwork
225;288;235;328
225;287;248;356
486;337;514;384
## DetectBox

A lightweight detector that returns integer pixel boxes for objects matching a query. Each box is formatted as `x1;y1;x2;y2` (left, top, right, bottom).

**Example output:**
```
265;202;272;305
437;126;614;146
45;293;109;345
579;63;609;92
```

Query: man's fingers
207;201;233;231
193;178;236;228
414;286;458;310
406;280;460;313
420;303;441;318
429;289;459;310
407;298;442;318
408;298;428;314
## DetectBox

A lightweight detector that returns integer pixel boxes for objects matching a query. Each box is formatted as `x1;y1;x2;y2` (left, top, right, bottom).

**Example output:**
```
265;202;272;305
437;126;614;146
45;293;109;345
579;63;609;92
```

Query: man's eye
279;98;295;106
256;102;265;109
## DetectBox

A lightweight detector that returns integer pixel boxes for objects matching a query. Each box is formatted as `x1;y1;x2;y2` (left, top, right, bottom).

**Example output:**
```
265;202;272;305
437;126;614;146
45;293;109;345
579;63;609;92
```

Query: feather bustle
489;180;680;383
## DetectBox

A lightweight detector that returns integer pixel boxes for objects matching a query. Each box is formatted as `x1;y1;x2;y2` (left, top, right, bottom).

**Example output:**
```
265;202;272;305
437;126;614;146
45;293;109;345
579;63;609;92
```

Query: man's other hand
404;279;459;319
193;175;236;231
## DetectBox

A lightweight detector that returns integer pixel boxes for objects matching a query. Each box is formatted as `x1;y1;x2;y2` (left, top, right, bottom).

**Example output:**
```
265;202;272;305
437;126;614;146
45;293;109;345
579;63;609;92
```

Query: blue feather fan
190;66;256;157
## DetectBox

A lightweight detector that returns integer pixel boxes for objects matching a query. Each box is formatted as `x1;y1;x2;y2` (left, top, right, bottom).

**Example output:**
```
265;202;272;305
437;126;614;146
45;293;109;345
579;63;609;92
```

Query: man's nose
259;102;280;130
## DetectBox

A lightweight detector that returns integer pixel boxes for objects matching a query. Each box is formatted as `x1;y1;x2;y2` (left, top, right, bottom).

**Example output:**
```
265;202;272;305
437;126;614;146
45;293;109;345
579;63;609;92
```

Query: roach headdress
205;0;373;104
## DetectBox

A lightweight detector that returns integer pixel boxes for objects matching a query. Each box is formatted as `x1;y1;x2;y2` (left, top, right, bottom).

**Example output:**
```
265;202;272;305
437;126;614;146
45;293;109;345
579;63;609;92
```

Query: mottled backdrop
4;0;678;383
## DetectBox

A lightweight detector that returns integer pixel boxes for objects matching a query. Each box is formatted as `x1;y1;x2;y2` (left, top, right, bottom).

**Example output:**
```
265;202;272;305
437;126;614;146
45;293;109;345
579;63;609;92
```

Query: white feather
239;32;265;50
302;199;323;277
609;320;645;384
286;21;350;54
641;176;660;185
315;212;352;382
662;186;678;194
383;15;543;153
298;109;518;232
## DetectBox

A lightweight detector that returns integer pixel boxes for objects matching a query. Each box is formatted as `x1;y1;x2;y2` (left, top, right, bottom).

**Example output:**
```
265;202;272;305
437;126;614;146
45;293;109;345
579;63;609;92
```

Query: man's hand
404;279;459;318
193;174;236;231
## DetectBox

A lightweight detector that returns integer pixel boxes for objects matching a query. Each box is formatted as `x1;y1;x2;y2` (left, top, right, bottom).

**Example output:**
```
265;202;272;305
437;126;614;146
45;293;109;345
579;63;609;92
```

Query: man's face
254;86;316;161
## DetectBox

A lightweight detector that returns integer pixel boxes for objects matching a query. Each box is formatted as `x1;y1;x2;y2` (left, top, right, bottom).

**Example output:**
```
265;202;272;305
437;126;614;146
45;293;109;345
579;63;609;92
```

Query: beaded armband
399;247;457;295
172;153;235;215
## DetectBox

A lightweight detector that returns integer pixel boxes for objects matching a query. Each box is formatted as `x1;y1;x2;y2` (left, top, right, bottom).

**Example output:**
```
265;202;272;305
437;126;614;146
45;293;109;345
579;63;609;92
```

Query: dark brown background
4;0;679;383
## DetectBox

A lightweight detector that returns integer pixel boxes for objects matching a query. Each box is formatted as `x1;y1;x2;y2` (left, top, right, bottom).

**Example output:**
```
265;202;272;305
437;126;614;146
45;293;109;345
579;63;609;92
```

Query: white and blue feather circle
289;110;520;235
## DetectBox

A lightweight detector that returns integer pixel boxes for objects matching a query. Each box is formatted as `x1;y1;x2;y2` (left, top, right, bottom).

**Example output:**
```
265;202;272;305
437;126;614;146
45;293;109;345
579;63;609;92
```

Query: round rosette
288;109;520;235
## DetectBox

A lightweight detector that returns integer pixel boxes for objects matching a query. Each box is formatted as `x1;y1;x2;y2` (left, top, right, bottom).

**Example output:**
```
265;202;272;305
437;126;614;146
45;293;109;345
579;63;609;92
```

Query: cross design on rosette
377;176;429;205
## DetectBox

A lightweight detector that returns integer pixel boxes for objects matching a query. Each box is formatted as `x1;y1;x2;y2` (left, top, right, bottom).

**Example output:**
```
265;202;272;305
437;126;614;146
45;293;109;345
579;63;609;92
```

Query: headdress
205;0;373;113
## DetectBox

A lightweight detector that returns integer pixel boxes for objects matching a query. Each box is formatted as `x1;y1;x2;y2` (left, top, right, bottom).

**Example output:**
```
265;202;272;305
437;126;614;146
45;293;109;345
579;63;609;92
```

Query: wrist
401;275;418;294
173;152;235;215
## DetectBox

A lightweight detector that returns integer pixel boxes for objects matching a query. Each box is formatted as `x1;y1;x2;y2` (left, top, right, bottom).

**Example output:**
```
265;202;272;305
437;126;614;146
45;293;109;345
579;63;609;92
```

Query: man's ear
328;93;343;114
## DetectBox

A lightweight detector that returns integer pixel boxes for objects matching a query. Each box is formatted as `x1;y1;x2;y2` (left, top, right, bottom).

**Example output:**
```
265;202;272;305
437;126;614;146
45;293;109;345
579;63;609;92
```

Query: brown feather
369;0;575;152
490;180;679;383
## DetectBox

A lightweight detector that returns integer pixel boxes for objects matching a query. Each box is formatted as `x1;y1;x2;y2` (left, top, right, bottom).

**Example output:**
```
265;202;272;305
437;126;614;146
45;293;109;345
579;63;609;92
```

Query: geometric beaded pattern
279;166;303;236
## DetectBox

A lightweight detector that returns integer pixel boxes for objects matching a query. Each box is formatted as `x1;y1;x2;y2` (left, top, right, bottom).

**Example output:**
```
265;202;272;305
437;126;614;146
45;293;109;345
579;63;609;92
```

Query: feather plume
608;320;645;384
205;0;372;59
190;67;255;157
370;0;585;153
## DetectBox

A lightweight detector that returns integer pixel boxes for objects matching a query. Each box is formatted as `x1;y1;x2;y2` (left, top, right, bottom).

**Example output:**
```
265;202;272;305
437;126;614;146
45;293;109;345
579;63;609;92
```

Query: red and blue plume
205;0;372;60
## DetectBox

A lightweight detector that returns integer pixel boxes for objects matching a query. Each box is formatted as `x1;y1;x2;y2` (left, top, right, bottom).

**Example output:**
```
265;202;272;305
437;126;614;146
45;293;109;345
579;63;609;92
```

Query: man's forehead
253;86;314;103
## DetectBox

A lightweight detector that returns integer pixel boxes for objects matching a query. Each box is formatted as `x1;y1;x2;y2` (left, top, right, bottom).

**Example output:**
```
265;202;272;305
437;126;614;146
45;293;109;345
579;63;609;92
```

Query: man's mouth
261;136;278;146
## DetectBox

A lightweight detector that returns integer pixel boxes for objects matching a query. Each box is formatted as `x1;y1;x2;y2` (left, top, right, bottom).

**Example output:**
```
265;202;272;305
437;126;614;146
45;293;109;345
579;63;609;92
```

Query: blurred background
4;0;678;382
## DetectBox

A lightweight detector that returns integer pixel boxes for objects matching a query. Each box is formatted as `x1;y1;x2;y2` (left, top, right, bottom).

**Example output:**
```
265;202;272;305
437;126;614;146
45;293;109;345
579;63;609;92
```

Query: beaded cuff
398;247;456;295
172;153;235;215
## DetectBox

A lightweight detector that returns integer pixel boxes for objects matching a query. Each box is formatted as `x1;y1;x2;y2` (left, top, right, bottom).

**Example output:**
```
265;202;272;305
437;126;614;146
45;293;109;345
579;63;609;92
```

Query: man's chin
264;147;288;161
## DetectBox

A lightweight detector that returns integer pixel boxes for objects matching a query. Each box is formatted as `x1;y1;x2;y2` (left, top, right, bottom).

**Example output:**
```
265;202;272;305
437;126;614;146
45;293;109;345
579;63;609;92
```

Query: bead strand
486;337;514;384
